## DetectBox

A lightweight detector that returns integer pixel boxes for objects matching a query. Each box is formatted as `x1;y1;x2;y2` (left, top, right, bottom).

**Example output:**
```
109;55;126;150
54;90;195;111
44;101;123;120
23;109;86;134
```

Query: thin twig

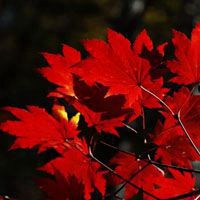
123;123;138;133
194;194;200;200
142;107;146;130
140;85;175;116
64;139;87;156
179;86;195;113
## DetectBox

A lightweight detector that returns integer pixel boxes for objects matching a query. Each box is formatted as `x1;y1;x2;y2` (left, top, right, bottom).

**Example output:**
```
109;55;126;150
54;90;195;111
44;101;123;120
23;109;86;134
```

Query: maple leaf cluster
0;24;200;200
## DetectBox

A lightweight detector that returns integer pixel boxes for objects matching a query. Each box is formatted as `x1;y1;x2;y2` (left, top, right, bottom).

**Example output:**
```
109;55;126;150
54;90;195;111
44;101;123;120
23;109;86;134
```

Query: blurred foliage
0;0;199;199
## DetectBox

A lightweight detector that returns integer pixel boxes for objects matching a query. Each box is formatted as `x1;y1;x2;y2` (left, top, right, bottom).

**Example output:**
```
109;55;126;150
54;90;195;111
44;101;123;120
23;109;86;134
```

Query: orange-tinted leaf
39;44;81;96
0;105;80;153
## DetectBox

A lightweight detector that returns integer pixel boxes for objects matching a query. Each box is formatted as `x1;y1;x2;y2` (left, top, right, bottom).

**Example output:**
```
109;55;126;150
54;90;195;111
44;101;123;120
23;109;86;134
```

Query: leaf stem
142;107;146;130
140;85;175;116
194;194;200;200
123;123;138;133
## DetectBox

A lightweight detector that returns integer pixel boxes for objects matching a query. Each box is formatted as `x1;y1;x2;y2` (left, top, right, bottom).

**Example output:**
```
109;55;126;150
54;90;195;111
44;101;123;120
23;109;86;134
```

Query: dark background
0;0;199;199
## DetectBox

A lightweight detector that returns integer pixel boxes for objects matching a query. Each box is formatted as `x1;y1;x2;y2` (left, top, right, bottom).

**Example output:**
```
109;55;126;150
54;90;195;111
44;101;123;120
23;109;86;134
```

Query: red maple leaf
165;87;200;144
0;104;80;153
41;145;107;200
153;121;198;167
167;23;200;85
74;29;168;117
151;169;196;200
39;44;81;96
39;42;134;135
